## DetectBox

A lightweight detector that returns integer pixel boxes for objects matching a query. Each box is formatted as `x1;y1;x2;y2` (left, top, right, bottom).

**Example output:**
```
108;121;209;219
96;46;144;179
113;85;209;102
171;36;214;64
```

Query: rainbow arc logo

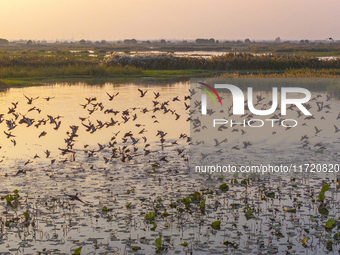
197;82;222;106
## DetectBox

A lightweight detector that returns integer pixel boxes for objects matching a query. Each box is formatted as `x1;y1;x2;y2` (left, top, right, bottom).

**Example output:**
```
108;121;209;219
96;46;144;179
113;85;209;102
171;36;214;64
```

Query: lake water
1;80;340;254
109;51;340;61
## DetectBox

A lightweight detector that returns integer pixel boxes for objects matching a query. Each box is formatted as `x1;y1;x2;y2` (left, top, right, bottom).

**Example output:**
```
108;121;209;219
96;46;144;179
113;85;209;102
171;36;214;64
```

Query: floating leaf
318;191;325;201
211;220;221;230
241;179;247;186
283;208;296;213
5;194;14;204
244;207;254;220
151;163;160;168
300;237;308;245
132;246;141;251
155;237;162;249
318;206;329;216
200;198;206;210
23;211;30;221
326;241;333;251
334;233;340;240
183;197;190;205
169;202;176;208
13;189;19;195
145;212;156;220
180;241;188;247
219;183;229;192
223;240;238;248
73;247;82;255
151;222;157;231
189;191;201;202
321;183;330;193
233;172;239;178
326;219;336;229
245;210;254;220
266;192;275;198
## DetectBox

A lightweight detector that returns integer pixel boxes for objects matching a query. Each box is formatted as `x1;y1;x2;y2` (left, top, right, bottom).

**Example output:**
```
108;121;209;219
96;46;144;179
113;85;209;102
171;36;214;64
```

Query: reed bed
216;68;340;78
1;53;340;81
0;65;142;79
0;55;98;67
105;52;340;70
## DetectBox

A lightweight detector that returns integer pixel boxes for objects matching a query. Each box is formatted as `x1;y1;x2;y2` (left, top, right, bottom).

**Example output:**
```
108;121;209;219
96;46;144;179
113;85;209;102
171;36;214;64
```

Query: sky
0;0;339;41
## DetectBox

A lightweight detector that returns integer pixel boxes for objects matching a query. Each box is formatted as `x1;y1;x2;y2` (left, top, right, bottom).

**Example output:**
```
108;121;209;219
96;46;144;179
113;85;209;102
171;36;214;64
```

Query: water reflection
1;80;340;254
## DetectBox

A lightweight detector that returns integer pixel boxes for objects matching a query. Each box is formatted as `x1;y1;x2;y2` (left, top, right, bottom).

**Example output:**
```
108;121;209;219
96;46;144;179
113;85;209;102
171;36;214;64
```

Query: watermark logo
200;83;312;116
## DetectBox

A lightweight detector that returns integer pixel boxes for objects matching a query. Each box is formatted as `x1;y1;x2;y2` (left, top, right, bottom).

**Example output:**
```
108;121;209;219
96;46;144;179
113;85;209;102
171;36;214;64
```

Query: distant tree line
195;38;215;44
0;38;9;46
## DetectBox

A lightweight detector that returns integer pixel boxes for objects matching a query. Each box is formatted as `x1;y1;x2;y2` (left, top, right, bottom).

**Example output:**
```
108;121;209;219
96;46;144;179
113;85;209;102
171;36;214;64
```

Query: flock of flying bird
0;89;191;168
1;87;339;169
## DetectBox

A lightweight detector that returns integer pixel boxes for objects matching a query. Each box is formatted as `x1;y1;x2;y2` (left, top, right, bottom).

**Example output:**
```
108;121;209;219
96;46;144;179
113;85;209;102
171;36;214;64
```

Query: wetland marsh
0;80;340;254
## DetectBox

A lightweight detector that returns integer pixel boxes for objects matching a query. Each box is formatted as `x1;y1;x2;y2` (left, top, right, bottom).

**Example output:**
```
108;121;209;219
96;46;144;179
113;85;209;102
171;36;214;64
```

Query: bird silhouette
138;88;147;97
24;94;39;104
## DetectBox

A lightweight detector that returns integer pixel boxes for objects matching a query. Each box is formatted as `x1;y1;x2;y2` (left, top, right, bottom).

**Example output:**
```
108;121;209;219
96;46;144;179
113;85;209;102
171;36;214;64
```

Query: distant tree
196;38;215;44
26;40;33;45
244;38;251;43
216;40;219;44
0;38;9;46
275;37;281;43
160;39;166;44
79;39;86;44
299;39;309;44
101;40;107;44
124;39;137;44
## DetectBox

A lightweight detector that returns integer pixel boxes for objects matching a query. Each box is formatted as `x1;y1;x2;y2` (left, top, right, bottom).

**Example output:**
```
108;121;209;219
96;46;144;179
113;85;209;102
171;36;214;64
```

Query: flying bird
138;88;147;97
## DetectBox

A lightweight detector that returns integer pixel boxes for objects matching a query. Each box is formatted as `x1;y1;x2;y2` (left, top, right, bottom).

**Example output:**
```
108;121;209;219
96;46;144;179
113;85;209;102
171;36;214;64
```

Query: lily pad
326;219;336;229
155;237;162;249
145;212;156;220
219;183;229;192
211;220;221;230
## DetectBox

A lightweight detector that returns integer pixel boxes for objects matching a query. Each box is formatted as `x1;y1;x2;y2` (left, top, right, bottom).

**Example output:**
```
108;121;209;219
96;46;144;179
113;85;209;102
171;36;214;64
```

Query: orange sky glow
0;0;339;41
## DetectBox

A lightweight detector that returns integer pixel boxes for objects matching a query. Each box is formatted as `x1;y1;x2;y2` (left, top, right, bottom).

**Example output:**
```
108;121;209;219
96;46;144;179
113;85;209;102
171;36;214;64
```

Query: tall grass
0;55;98;67
105;52;340;70
0;65;142;79
1;53;340;80
216;68;340;78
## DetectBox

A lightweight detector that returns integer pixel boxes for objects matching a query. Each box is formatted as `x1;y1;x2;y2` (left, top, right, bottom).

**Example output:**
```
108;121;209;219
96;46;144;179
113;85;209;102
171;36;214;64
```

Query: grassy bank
1;53;340;86
0;67;213;86
2;68;340;87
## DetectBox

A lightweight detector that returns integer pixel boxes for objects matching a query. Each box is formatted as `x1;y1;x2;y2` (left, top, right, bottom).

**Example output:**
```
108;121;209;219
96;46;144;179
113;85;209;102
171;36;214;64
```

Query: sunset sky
0;0;339;41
